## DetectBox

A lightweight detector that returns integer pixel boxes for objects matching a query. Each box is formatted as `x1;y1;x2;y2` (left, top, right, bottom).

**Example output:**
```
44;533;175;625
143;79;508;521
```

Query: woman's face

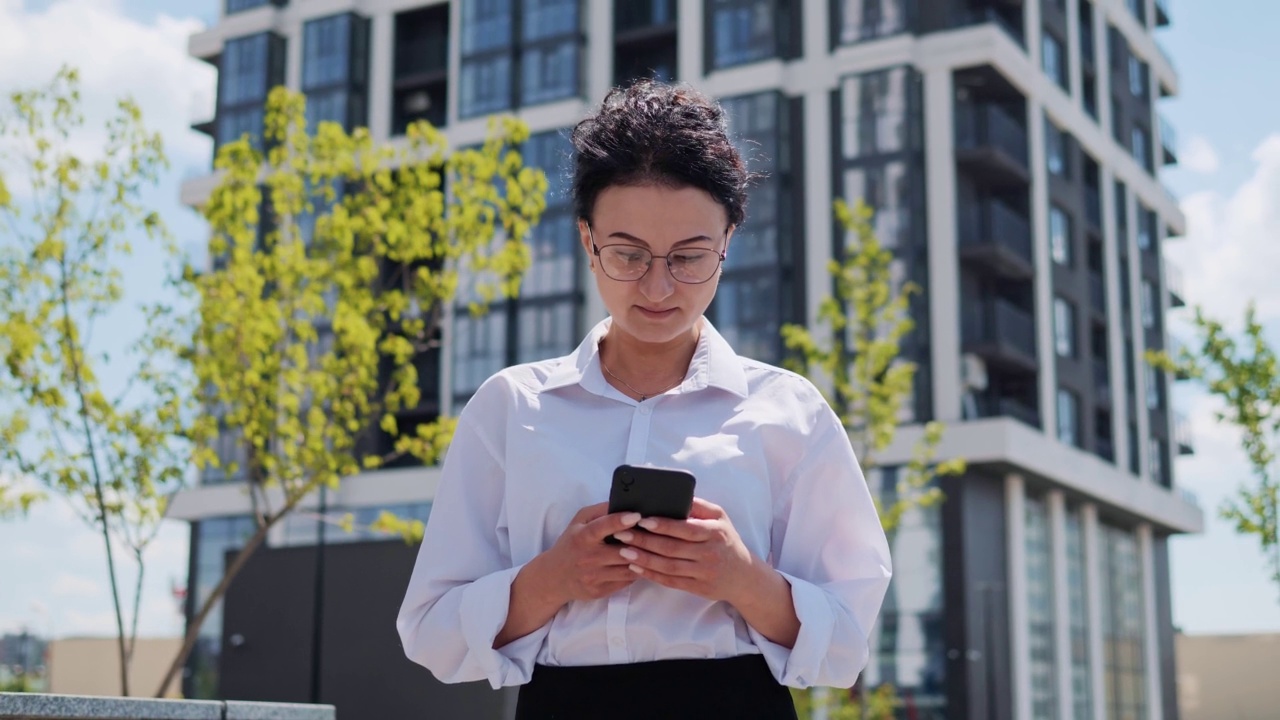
579;183;733;349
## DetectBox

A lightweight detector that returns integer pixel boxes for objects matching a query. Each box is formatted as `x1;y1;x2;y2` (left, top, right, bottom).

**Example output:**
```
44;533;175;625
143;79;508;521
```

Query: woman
397;80;891;719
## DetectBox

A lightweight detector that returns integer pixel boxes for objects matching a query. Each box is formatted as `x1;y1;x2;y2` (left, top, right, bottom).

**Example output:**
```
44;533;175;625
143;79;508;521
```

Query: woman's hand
613;497;801;648
496;503;642;648
611;497;766;605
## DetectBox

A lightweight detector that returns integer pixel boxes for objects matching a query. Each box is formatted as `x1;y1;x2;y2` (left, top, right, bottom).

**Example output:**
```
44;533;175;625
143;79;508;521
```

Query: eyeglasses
588;226;727;285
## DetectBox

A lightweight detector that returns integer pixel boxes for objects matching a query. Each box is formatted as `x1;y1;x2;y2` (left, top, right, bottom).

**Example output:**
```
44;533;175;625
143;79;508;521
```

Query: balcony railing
1084;189;1102;229
1089;272;1107;315
1096;436;1115;462
1165;259;1186;307
1175;412;1195;455
956;102;1030;170
1160;115;1178;165
964;298;1038;370
996;396;1040;428
1156;0;1171;27
959;198;1034;277
960;6;1025;47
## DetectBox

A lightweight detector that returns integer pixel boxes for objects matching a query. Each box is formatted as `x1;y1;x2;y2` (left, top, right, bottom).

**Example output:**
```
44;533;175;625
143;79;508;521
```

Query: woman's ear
578;219;595;270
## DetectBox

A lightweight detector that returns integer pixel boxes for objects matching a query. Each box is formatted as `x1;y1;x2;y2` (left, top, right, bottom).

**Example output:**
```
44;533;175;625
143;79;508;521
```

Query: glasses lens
667;248;721;284
597;245;723;284
599;246;653;281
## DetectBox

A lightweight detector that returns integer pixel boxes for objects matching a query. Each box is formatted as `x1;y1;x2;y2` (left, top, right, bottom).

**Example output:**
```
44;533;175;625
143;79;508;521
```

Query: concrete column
1102;166;1130;472
445;0;462;129
1138;523;1164;720
1094;0;1112;140
366;10;393;142
1067;0;1083;103
802;85;834;357
1082;503;1107;720
923;68;962;422
1028;99;1057;440
677;0;704;82
1025;0;1043;78
1006;474;1031;720
1048;491;1074;720
584;0;613;103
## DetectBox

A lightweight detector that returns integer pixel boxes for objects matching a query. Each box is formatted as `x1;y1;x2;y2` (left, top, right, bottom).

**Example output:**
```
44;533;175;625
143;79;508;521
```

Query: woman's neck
598;319;702;394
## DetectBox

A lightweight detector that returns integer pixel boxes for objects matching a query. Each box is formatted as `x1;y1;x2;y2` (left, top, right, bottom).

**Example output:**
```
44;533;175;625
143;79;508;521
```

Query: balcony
1160;115;1178;165
1175;412;1195;455
1084;189;1102;230
963;298;1038;373
1089;272;1107;316
959;199;1034;279
1166;259;1186;307
1093;358;1112;404
960;6;1025;47
1156;0;1171;27
956;101;1030;185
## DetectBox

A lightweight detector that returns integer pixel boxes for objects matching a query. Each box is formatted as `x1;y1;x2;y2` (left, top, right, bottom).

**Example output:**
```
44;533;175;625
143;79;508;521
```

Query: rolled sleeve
458;565;549;688
757;412;893;689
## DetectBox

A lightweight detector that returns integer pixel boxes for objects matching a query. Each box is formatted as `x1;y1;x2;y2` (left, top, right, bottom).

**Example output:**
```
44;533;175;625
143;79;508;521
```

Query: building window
459;0;581;119
1131;126;1150;170
216;32;285;150
187;516;257;699
302;14;369;132
1100;524;1148;719
1140;280;1155;328
1050;205;1072;266
393;5;449;133
1136;205;1154;251
1148;437;1164;484
1144;363;1160;410
1025;494;1059;719
713;91;793;364
1128;56;1147;99
1045;118;1069;177
616;0;676;31
1042;32;1067;89
226;0;271;14
836;0;908;44
1057;388;1080;447
840;68;909;159
1125;0;1146;24
1065;508;1093;719
709;0;782;70
451;307;509;401
1055;297;1077;357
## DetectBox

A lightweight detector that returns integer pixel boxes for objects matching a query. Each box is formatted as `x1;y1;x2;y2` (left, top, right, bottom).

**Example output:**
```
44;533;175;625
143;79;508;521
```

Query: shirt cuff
458;563;549;689
748;571;845;688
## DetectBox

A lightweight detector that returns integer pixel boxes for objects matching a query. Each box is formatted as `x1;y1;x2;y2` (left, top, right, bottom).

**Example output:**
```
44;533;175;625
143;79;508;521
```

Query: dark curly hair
570;80;753;228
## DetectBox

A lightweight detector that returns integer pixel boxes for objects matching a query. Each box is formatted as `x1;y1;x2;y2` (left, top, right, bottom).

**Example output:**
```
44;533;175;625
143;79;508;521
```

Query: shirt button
610;636;624;647
638;405;651;415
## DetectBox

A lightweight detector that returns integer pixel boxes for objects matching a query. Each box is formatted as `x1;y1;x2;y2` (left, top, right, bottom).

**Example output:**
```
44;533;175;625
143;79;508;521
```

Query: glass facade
838;66;928;420
453;129;580;404
216;32;285;150
393;5;450;132
187;516;256;699
1042;31;1067;89
708;0;783;70
1065;508;1093;719
1100;524;1148;720
1054;297;1076;358
460;0;582;118
1025;494;1059;719
713;92;797;364
1050;205;1071;266
301;13;370;133
836;0;908;44
226;0;271;14
868;466;946;717
1057;388;1079;447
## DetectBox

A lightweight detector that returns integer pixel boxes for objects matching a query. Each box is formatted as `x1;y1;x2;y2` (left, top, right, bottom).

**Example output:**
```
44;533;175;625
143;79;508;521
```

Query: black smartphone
604;465;697;545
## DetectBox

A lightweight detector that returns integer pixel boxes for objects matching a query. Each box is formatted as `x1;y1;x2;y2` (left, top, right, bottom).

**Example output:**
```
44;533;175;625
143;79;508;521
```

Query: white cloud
1180;135;1222;175
1166;134;1280;324
0;0;216;177
51;573;102;599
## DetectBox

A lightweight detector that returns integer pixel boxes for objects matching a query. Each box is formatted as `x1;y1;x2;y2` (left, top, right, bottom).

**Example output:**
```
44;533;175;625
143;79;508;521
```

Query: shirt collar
541;316;750;399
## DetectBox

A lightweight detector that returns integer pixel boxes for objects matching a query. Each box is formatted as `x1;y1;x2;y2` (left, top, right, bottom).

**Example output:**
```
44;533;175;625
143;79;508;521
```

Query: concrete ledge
0;694;334;720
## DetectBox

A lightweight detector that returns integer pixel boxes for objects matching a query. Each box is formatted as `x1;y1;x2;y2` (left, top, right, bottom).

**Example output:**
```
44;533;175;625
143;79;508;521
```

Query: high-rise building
171;1;1200;717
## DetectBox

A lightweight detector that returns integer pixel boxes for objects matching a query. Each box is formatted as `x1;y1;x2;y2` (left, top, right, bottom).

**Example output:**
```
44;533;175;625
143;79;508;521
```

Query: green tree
0;68;193;697
1149;303;1280;600
157;86;547;696
781;199;966;719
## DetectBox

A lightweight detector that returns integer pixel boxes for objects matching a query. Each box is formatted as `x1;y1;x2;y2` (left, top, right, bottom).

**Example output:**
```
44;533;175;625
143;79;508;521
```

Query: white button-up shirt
397;318;892;689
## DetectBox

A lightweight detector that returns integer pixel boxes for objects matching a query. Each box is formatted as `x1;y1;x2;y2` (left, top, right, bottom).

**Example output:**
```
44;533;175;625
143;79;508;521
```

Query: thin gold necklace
599;355;684;402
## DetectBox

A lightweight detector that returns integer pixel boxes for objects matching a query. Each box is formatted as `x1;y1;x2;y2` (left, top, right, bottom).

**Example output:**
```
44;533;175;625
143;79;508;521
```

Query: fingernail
619;548;638;561
622;513;642;525
639;518;658;530
628;564;643;574
614;530;634;543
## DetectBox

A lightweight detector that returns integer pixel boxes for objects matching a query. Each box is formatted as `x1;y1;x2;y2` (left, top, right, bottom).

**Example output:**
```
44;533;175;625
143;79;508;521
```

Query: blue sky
1;0;1278;641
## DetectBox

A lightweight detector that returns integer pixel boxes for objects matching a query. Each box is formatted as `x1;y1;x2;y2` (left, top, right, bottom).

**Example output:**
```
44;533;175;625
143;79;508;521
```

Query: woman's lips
636;306;678;319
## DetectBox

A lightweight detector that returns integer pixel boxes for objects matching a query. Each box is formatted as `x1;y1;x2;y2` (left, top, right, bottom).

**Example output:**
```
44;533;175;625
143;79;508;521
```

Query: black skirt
514;654;799;720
